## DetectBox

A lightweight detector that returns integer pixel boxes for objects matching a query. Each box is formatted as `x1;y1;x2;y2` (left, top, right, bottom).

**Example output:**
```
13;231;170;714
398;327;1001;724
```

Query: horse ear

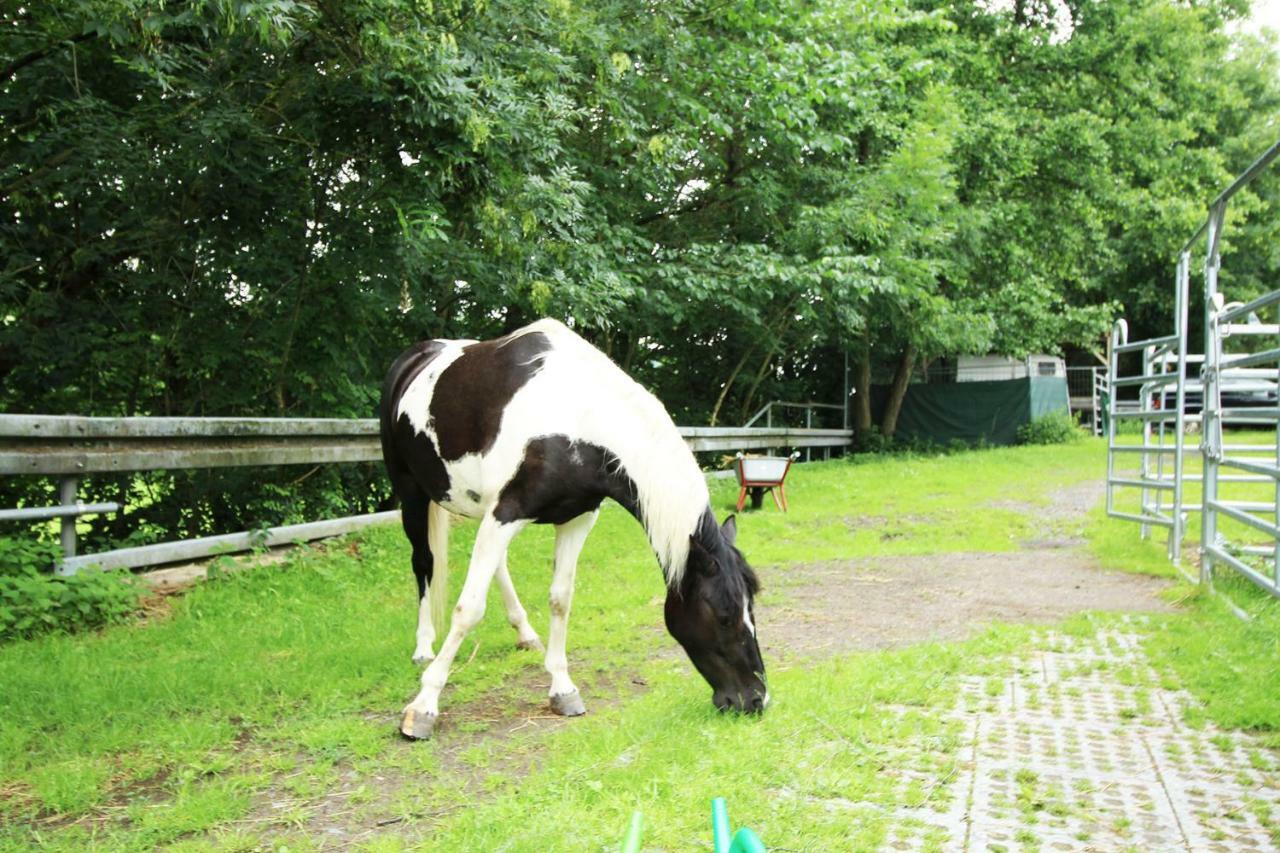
720;514;738;546
688;535;718;575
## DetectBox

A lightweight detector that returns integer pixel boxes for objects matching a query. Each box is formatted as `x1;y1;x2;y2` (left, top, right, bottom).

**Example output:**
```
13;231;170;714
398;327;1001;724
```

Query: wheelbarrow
734;451;798;513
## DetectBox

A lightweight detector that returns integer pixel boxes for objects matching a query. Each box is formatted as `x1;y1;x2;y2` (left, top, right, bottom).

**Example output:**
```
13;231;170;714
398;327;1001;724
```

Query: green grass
418;628;1029;851
1;438;1278;849
737;441;1101;565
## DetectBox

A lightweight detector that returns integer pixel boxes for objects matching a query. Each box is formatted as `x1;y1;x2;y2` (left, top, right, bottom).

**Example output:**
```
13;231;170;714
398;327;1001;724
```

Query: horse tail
427;501;451;634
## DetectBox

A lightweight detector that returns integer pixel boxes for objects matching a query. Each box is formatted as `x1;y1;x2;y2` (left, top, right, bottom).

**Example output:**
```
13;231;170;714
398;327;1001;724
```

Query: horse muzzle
713;686;769;715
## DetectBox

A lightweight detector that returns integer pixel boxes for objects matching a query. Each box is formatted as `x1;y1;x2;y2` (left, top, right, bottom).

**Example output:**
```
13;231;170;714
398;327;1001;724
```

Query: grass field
1;439;1277;850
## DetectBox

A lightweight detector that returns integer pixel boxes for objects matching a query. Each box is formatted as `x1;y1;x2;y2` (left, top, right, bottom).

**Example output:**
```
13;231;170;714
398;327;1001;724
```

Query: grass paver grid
889;618;1280;852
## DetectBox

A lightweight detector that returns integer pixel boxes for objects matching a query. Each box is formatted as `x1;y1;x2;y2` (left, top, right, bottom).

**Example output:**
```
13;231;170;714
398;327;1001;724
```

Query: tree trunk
620;335;638;374
737;345;779;424
853;332;872;436
708;344;756;426
880;344;918;437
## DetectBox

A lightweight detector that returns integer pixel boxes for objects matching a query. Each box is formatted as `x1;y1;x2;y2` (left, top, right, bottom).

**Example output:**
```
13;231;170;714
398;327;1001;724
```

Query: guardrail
0;415;852;575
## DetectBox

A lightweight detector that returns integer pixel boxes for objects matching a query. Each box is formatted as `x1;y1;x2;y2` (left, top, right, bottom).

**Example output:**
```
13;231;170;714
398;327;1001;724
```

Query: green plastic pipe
711;797;732;853
730;827;766;853
619;810;642;853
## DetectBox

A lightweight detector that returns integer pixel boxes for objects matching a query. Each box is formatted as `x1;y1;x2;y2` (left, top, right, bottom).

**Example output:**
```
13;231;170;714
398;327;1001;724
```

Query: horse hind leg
398;491;436;665
545;510;598;717
495;555;543;652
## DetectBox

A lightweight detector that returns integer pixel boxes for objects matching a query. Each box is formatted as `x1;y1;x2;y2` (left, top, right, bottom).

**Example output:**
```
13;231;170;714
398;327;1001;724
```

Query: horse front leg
495;554;544;652
401;514;527;740
545;510;598;717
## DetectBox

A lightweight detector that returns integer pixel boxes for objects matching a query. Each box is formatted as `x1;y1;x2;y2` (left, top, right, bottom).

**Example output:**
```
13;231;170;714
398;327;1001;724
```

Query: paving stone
886;619;1280;851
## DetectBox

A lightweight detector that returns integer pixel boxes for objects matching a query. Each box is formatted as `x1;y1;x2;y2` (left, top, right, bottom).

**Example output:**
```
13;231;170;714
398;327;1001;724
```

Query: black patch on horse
430;331;552;460
380;340;451;501
690;508;760;596
494;435;639;525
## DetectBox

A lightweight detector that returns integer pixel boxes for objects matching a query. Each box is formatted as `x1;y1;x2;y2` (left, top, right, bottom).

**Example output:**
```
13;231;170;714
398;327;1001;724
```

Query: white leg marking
412;592;435;665
404;515;527;720
546;511;598;702
495;554;542;650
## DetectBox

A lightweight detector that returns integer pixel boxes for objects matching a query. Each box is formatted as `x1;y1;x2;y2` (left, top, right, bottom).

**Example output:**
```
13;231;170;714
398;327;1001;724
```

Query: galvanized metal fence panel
1105;137;1280;605
1065;366;1103;433
1199;139;1280;601
1104;249;1191;569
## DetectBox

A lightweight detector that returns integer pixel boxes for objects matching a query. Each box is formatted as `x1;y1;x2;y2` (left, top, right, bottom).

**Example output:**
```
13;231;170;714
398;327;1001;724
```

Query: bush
0;536;59;578
854;426;895;454
0;538;142;642
1017;411;1084;445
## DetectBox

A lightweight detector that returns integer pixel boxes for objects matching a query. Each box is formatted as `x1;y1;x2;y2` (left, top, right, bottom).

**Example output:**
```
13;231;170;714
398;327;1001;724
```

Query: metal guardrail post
56;477;78;576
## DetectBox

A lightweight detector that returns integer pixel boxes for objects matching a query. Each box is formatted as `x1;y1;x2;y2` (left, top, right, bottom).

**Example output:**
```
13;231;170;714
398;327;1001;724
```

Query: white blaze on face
742;593;755;637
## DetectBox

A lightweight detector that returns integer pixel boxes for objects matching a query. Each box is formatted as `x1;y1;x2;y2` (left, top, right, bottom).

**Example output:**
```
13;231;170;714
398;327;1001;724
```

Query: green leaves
1;0;1278;540
0;562;142;642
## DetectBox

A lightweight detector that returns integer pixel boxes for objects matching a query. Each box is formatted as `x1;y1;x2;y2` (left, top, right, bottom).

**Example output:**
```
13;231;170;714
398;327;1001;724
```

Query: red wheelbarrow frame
734;453;795;513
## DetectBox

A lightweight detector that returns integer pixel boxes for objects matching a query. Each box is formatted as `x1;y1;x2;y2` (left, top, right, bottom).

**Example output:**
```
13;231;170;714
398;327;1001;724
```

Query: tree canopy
2;0;1278;545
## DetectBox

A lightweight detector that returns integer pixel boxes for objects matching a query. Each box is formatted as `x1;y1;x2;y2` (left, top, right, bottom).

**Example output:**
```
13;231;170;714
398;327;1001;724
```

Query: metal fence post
1140;343;1154;540
1106;322;1123;520
1200;203;1225;589
56;477;78;576
1170;251;1190;564
805;409;812;462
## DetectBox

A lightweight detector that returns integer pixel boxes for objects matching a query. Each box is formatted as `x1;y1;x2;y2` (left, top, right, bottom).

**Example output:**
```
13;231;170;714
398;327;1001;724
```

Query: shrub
854;426;895;454
0;537;141;642
1017;411;1084;445
0;536;59;578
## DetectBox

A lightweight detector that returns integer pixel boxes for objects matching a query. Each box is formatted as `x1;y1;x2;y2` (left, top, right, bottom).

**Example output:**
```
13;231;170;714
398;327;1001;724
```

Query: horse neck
601;425;709;584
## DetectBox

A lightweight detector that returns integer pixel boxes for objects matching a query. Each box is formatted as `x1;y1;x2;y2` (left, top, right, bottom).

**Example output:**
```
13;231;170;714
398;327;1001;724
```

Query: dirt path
762;548;1172;661
759;480;1174;662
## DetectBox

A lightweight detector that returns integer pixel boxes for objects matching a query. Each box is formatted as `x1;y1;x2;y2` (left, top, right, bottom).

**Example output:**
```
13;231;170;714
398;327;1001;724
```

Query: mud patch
759;548;1173;662
240;664;647;849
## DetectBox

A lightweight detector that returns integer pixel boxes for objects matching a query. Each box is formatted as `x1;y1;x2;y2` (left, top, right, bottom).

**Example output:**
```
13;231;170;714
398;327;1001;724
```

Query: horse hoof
550;690;586;717
400;708;438;740
516;636;545;653
411;653;434;666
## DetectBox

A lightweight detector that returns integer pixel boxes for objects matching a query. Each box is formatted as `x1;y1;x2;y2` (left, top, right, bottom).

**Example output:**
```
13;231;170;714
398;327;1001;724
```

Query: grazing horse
379;319;767;739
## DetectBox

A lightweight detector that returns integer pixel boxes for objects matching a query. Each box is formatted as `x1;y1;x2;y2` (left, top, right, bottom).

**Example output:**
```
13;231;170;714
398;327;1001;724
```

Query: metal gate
1104;252;1190;567
1105;138;1280;601
1199;140;1280;599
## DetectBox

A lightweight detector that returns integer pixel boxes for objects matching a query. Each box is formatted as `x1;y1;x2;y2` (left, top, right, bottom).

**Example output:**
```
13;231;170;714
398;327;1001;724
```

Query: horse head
664;515;768;713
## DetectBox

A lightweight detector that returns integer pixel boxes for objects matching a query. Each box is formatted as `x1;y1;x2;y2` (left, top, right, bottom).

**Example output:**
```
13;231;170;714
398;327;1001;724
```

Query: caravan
954;354;1066;383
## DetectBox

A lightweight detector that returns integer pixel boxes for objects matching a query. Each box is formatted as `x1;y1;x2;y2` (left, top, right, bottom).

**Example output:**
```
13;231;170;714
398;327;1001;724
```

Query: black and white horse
379;319;767;739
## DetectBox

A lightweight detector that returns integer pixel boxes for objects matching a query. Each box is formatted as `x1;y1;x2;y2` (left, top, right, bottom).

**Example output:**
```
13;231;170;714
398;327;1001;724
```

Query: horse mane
690;508;760;597
528;320;709;586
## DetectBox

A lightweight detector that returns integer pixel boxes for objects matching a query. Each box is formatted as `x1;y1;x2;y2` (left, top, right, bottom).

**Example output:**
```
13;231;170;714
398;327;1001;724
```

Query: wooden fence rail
0;415;852;574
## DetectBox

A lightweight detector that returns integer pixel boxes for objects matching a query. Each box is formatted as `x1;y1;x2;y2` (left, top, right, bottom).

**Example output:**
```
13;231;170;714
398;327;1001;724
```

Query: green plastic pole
619;810;642;853
711;797;732;853
730;827;766;853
